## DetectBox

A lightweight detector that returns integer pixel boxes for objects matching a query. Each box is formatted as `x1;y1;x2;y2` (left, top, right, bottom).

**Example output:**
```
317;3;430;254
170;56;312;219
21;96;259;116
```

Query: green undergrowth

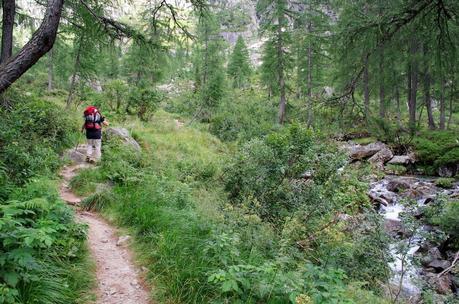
71;111;390;303
412;130;459;173
0;178;95;304
0;95;95;304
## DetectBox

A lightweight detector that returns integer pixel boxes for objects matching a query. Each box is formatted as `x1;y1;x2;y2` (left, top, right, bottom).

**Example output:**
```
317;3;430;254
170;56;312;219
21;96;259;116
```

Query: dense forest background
0;0;458;303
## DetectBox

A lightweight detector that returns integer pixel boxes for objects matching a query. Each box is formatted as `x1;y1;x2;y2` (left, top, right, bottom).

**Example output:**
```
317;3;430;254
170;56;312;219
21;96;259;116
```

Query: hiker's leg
86;139;94;160
94;139;102;161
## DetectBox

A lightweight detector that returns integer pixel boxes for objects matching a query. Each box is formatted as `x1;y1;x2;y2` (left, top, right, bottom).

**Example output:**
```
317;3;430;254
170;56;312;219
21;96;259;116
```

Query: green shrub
0;97;77;188
209;93;277;142
224;124;346;221
127;85;162;121
435;178;455;189
413;131;459;170
424;199;459;248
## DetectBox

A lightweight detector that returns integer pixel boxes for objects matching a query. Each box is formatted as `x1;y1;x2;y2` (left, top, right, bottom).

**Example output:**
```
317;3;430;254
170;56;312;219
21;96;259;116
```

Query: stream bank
344;141;459;302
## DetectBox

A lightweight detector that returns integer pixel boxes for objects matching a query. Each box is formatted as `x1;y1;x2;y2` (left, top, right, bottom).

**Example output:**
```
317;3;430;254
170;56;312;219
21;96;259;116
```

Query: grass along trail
59;146;151;304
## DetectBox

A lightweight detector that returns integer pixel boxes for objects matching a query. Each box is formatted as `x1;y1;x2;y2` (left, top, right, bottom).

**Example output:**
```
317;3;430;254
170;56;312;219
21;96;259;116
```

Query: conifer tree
258;0;293;124
193;13;226;120
227;36;252;88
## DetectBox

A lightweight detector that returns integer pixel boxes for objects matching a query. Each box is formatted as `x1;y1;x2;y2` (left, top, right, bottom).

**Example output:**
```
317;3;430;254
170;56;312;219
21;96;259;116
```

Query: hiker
81;106;109;163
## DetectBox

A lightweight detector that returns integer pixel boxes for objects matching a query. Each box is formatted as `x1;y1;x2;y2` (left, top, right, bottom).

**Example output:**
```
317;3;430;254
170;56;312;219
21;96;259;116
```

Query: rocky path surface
59;151;151;304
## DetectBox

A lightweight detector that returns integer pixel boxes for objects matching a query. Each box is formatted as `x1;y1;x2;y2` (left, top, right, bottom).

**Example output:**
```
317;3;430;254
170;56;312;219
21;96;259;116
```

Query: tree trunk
408;40;418;133
395;84;401;127
1;0;15;64
439;76;446;130
0;0;63;93
277;15;286;124
363;57;370;119
379;45;385;119
423;69;435;129
47;48;54;91
447;76;454;129
422;45;435;129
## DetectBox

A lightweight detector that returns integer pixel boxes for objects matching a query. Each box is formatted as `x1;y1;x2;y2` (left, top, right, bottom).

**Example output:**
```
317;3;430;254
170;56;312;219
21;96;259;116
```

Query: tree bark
439;76;446;130
395;84;401;127
363;57;370;119
0;0;63;93
447;76;454;129
1;0;15;64
422;45;435;129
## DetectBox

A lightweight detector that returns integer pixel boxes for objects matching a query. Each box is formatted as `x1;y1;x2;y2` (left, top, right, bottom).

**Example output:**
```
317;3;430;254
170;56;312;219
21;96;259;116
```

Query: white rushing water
370;177;425;297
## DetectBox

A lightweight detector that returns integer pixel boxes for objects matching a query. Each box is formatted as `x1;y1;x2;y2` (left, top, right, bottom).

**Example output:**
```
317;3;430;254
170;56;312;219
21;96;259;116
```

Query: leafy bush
127;85;162;121
209;93;277;142
435;178;455;189
224;124;346;221
103;79;128;112
413;131;459;170
0;97;77;189
424;199;459;249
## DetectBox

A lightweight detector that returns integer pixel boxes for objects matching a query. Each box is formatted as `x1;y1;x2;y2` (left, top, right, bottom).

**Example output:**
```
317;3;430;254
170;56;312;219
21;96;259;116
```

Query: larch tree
258;0;293;124
227;35;252;88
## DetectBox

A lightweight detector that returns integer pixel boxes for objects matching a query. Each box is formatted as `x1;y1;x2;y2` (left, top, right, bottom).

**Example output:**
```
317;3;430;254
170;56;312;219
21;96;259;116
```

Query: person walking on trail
81;105;109;163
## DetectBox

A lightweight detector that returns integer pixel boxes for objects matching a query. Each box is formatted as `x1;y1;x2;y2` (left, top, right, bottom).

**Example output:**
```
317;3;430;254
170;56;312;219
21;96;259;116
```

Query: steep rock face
213;0;262;65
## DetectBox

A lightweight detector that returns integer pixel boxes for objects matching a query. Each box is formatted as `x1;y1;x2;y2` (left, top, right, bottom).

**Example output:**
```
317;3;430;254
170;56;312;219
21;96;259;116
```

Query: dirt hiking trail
59;148;151;304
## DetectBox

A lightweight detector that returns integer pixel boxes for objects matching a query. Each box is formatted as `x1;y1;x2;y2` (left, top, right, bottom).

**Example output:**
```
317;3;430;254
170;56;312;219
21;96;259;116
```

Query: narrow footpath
59;148;151;304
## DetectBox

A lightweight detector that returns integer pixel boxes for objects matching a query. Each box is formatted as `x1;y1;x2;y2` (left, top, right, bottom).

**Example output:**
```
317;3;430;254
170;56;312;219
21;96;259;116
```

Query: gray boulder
428;259;451;272
347;142;387;160
64;145;88;164
105;128;141;152
438;164;458;177
388;154;416;165
368;148;393;169
386;178;413;192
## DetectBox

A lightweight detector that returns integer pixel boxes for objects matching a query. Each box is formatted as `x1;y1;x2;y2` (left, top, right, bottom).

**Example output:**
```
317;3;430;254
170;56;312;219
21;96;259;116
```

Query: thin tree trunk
0;0;64;93
408;40;418;133
439;76;446;130
396;85;401;127
447;76;454;129
363;57;370;119
379;45;385;119
1;0;15;64
277;15;286;124
424;71;435;129
47;48;54;91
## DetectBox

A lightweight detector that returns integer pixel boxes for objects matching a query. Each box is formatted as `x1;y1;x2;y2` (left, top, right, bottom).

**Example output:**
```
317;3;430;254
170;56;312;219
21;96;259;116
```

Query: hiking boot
86;156;90;163
89;158;96;164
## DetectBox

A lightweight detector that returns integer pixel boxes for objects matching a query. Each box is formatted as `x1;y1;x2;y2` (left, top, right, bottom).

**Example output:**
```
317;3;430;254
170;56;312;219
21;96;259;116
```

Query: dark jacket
85;117;105;139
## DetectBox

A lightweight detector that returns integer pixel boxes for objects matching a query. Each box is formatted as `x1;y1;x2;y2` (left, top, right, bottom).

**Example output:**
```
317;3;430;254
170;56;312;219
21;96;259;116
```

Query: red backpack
83;106;102;130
